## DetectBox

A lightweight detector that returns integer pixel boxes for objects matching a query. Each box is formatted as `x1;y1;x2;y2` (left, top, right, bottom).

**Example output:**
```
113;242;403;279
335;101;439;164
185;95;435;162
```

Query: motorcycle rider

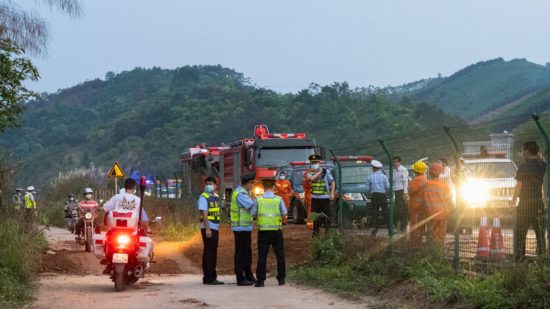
64;193;78;232
75;188;100;241
101;178;149;273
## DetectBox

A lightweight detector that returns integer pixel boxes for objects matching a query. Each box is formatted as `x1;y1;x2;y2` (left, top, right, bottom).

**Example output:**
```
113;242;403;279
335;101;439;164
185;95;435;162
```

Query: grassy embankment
290;231;550;308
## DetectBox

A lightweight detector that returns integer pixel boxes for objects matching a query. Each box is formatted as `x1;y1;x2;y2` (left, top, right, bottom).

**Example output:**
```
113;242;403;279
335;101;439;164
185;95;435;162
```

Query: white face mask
279;175;286;180
311;164;320;170
205;184;215;193
85;194;92;200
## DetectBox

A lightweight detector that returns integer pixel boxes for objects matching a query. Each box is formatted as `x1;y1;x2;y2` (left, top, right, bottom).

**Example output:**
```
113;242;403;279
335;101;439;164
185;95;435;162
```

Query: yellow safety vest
256;195;283;231
24;193;35;209
310;171;329;196
230;187;253;227
201;192;220;223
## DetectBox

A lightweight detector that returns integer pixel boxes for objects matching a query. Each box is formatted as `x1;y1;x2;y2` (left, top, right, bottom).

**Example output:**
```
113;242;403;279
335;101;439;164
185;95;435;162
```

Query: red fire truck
180;125;320;207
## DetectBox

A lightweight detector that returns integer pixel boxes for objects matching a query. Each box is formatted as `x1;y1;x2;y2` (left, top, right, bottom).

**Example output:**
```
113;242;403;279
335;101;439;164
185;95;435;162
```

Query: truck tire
292;201;305;224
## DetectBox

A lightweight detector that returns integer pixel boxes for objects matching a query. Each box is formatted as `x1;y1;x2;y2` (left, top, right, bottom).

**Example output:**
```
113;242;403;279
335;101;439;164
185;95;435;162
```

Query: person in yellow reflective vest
230;173;257;286
306;154;335;237
252;178;287;287
198;176;223;285
24;186;37;222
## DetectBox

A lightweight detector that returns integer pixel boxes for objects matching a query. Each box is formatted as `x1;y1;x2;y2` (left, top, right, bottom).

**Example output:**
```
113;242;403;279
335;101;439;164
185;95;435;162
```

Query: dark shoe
246;276;257;283
102;266;111;275
278;279;285;286
205;279;224;285
254;281;264;287
99;258;108;265
237;280;254;286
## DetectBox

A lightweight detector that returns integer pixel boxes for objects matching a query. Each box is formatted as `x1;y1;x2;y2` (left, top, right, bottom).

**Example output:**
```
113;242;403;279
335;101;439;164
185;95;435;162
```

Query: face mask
85;194;92;200
311;164;320;170
205;185;215;193
279;175;286;180
69;198;74;202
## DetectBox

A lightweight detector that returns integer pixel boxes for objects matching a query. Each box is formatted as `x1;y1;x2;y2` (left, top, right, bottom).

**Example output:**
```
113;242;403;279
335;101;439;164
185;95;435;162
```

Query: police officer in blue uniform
198;176;223;285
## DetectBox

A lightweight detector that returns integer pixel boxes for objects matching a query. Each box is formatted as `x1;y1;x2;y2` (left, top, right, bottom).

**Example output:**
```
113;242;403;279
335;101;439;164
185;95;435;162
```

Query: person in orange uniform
408;161;428;247
275;171;292;224
424;163;453;244
302;169;312;216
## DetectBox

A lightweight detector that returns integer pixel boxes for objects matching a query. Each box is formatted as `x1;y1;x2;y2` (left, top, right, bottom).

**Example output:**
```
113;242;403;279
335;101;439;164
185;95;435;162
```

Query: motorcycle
94;216;160;292
65;207;78;233
77;208;97;252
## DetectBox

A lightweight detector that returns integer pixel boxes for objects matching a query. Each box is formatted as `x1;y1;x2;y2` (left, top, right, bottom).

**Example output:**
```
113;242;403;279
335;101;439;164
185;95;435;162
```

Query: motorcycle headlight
343;193;363;201
117;234;131;247
84;212;93;220
461;179;490;208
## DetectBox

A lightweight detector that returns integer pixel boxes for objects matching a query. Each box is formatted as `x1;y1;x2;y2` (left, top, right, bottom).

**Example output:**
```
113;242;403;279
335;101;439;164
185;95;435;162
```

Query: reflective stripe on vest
201;192;220;223
310;171;329;195
256;196;282;231
230;187;253;227
24;193;34;209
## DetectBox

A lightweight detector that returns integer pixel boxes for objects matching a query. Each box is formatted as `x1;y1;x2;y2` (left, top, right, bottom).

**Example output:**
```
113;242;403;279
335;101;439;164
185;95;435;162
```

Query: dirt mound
183;224;312;275
149;258;182;274
40;250;85;274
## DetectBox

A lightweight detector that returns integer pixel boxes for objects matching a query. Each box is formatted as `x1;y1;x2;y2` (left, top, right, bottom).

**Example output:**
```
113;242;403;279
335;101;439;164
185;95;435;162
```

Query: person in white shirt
392;156;409;232
103;178;149;231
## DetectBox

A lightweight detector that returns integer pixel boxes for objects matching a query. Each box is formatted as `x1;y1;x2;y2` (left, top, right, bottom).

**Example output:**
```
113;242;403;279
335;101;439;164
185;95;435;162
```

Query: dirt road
30;226;369;309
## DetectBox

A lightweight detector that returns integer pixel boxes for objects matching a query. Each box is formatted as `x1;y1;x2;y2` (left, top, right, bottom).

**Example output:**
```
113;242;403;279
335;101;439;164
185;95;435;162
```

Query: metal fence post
378;139;394;239
532;114;550;257
330;150;343;230
443;125;462;272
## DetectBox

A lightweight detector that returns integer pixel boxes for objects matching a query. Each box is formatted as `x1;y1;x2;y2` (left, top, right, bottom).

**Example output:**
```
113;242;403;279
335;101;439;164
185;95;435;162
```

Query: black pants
394;190;408;231
311;198;331;234
233;231;254;282
256;230;286;282
515;201;546;260
370;193;389;230
201;229;219;283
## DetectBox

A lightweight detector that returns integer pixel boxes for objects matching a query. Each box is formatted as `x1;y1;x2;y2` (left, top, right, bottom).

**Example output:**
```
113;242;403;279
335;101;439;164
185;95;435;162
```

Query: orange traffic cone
489;216;504;261
476;216;490;259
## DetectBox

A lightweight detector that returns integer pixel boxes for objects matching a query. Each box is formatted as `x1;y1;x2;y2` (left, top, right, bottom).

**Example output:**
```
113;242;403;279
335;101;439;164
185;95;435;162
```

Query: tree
0;39;39;132
0;0;83;56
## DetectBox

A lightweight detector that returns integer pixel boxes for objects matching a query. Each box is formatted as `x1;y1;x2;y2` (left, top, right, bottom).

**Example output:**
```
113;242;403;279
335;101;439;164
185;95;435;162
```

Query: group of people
366;157;453;243
11;186;37;222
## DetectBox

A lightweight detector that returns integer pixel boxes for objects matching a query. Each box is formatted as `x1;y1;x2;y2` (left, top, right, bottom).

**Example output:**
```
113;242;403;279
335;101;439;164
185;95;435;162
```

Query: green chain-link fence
333;113;550;272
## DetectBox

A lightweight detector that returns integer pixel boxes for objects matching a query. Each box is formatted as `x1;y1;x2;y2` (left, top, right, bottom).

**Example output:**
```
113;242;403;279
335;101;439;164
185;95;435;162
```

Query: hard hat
429;163;443;175
83;187;94;194
27;186;35;192
371;160;383;168
412;161;427;174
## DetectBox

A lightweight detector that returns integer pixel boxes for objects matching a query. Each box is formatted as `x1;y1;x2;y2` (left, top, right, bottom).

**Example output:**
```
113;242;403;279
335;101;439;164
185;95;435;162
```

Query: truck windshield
465;162;517;178
256;148;315;167
341;165;372;184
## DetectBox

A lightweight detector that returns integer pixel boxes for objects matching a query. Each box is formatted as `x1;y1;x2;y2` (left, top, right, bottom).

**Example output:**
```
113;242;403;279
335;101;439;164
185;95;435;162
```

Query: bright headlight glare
254;186;264;196
117;234;131;247
343;193;363;201
84;212;93;220
461;179;490;208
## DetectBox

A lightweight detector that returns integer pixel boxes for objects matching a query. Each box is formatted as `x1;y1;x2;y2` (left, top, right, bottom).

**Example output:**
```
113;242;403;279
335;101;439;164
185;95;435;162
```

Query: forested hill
389;58;550;120
1;65;463;186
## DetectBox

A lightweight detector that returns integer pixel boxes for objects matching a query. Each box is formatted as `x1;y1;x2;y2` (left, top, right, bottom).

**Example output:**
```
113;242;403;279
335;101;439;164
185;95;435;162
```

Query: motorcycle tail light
116;234;131;248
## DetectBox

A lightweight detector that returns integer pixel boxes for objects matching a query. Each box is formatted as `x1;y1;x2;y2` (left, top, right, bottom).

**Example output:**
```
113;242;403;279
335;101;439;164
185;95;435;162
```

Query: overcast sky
29;0;550;94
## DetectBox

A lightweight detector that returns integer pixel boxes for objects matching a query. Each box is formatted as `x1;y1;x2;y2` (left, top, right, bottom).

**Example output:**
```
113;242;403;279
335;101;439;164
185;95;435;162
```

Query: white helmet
83;187;94;194
27;186;35;192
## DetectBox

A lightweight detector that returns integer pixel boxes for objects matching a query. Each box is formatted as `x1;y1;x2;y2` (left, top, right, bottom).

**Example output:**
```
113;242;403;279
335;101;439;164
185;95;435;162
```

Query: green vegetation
390;58;550;120
290;231;550;308
0;65;464;187
145;197;199;241
0;218;47;308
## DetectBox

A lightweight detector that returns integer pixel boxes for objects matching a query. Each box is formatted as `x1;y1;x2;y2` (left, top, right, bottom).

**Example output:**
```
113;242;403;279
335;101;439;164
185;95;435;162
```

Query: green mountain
1;65;463;186
389;58;550;120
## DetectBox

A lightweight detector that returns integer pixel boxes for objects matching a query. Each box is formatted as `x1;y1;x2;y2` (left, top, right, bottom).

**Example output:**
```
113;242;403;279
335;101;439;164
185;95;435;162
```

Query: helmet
68;193;75;198
429;163;443;175
83;187;94;194
15;188;23;192
27;186;35;192
412;161;427;174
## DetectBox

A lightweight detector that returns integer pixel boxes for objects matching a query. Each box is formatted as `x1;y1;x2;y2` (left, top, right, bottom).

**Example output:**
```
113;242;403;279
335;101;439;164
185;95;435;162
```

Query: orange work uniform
275;179;292;211
424;178;452;243
408;174;427;246
302;170;312;215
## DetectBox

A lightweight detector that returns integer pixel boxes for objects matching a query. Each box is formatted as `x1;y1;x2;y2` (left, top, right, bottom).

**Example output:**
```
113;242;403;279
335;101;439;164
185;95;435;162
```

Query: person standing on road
408;161;428;247
198;177;223;285
252;178;287;287
306;154;335;237
366;160;390;236
424;163;453;244
511;141;547;261
275;171;292;219
230;173;257;286
23;186;36;222
392;156;409;232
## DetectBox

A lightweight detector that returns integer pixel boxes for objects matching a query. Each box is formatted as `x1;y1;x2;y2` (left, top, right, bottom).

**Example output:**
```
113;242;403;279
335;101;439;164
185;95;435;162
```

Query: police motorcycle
92;177;159;292
64;194;79;233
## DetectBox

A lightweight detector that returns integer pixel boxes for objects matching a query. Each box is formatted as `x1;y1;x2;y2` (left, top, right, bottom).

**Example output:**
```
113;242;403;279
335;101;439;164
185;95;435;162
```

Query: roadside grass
0;216;47;308
145;197;199;242
290;230;550;308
